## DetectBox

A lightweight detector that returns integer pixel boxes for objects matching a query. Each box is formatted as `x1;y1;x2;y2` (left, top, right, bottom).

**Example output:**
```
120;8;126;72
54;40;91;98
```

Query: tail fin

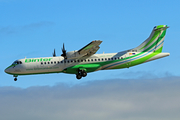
135;25;169;53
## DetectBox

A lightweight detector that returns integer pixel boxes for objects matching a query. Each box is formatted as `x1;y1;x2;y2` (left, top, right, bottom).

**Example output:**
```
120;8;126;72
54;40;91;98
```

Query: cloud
0;26;17;34
115;70;174;79
0;21;55;35
21;21;55;30
0;77;180;120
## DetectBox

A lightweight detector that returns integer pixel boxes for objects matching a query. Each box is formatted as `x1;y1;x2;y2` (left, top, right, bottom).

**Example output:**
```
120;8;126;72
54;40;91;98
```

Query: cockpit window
12;60;22;65
12;61;17;65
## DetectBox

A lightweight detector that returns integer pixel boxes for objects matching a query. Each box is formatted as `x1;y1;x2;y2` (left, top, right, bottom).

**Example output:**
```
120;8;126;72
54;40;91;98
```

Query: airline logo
129;53;136;55
25;58;53;63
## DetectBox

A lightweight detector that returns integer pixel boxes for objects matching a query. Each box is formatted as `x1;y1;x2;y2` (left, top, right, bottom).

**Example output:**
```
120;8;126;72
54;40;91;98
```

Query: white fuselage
7;53;119;75
5;51;170;76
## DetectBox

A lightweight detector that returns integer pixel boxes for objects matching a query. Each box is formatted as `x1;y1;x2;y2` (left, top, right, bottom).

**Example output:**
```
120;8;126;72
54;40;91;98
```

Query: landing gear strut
76;69;87;80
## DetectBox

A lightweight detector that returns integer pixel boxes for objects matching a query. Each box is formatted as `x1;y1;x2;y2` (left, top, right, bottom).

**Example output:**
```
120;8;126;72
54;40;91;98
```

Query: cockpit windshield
12;60;22;65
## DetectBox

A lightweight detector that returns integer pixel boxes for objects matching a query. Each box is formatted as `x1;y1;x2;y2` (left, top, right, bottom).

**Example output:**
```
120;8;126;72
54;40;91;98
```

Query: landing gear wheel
14;77;17;81
76;74;82;80
76;69;87;79
81;71;87;77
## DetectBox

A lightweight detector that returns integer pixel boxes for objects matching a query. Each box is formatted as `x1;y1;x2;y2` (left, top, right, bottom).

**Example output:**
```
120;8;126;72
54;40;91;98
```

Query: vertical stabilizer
135;25;169;53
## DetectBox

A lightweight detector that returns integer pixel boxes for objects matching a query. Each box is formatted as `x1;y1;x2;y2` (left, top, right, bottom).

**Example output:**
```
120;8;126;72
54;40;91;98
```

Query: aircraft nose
5;68;9;73
5;67;12;74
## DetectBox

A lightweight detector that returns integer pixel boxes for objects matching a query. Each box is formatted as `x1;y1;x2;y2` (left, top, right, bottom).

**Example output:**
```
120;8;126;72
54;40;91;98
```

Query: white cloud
22;21;55;30
0;21;55;35
0;77;180;120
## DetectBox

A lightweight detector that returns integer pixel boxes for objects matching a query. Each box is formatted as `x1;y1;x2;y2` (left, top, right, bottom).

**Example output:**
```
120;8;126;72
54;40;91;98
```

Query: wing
66;40;102;59
78;40;102;57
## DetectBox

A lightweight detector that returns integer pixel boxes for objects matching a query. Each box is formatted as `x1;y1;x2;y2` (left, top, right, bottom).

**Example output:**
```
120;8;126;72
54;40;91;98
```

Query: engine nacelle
66;50;84;59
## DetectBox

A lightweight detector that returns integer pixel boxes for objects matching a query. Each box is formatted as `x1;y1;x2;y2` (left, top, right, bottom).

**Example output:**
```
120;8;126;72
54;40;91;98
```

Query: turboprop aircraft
5;25;170;81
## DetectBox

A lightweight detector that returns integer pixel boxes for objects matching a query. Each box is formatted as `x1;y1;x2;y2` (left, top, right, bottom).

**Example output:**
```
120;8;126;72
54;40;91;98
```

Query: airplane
5;25;170;81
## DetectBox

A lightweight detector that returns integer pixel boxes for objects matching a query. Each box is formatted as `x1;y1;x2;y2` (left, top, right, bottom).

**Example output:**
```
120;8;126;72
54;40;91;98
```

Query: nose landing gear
13;75;18;81
14;77;17;81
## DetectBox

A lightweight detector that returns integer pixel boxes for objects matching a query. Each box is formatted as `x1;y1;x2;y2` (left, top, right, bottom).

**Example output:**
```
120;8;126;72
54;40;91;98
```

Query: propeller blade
53;49;56;57
62;43;65;51
61;43;67;59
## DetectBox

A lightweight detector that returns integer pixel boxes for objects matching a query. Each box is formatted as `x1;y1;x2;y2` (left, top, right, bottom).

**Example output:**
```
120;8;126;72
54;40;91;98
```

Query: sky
1;0;180;119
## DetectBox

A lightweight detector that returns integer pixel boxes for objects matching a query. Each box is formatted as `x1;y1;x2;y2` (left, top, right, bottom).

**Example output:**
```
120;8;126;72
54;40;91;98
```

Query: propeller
61;43;67;59
52;49;56;57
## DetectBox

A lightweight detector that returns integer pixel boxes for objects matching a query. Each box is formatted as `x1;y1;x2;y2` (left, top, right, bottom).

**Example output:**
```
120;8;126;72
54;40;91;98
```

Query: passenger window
54;61;56;64
91;59;93;61
95;59;97;61
71;60;73;63
84;60;86;62
48;62;50;64
121;57;123;59
44;62;46;64
102;58;104;61
41;62;43;65
88;59;90;62
74;60;76;63
77;60;80;62
115;58;117;60
51;62;53;64
81;60;83;62
64;61;66;63
111;58;113;60
98;59;100;61
58;61;60;64
67;61;69;63
61;61;63;63
105;58;107;61
108;58;110;60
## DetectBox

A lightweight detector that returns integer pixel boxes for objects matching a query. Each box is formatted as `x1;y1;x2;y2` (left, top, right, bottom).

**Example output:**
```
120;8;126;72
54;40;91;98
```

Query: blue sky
1;0;180;87
1;0;180;119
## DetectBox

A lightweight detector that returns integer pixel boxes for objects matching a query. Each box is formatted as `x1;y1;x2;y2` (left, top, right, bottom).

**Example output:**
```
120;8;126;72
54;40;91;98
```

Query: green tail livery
5;25;170;81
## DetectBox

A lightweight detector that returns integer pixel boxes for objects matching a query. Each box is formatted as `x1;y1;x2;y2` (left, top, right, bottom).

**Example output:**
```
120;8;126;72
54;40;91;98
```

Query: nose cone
5;68;10;73
4;67;13;74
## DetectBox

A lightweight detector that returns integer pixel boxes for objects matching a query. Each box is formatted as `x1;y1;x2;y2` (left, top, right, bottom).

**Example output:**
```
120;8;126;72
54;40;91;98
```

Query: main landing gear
76;69;87;80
